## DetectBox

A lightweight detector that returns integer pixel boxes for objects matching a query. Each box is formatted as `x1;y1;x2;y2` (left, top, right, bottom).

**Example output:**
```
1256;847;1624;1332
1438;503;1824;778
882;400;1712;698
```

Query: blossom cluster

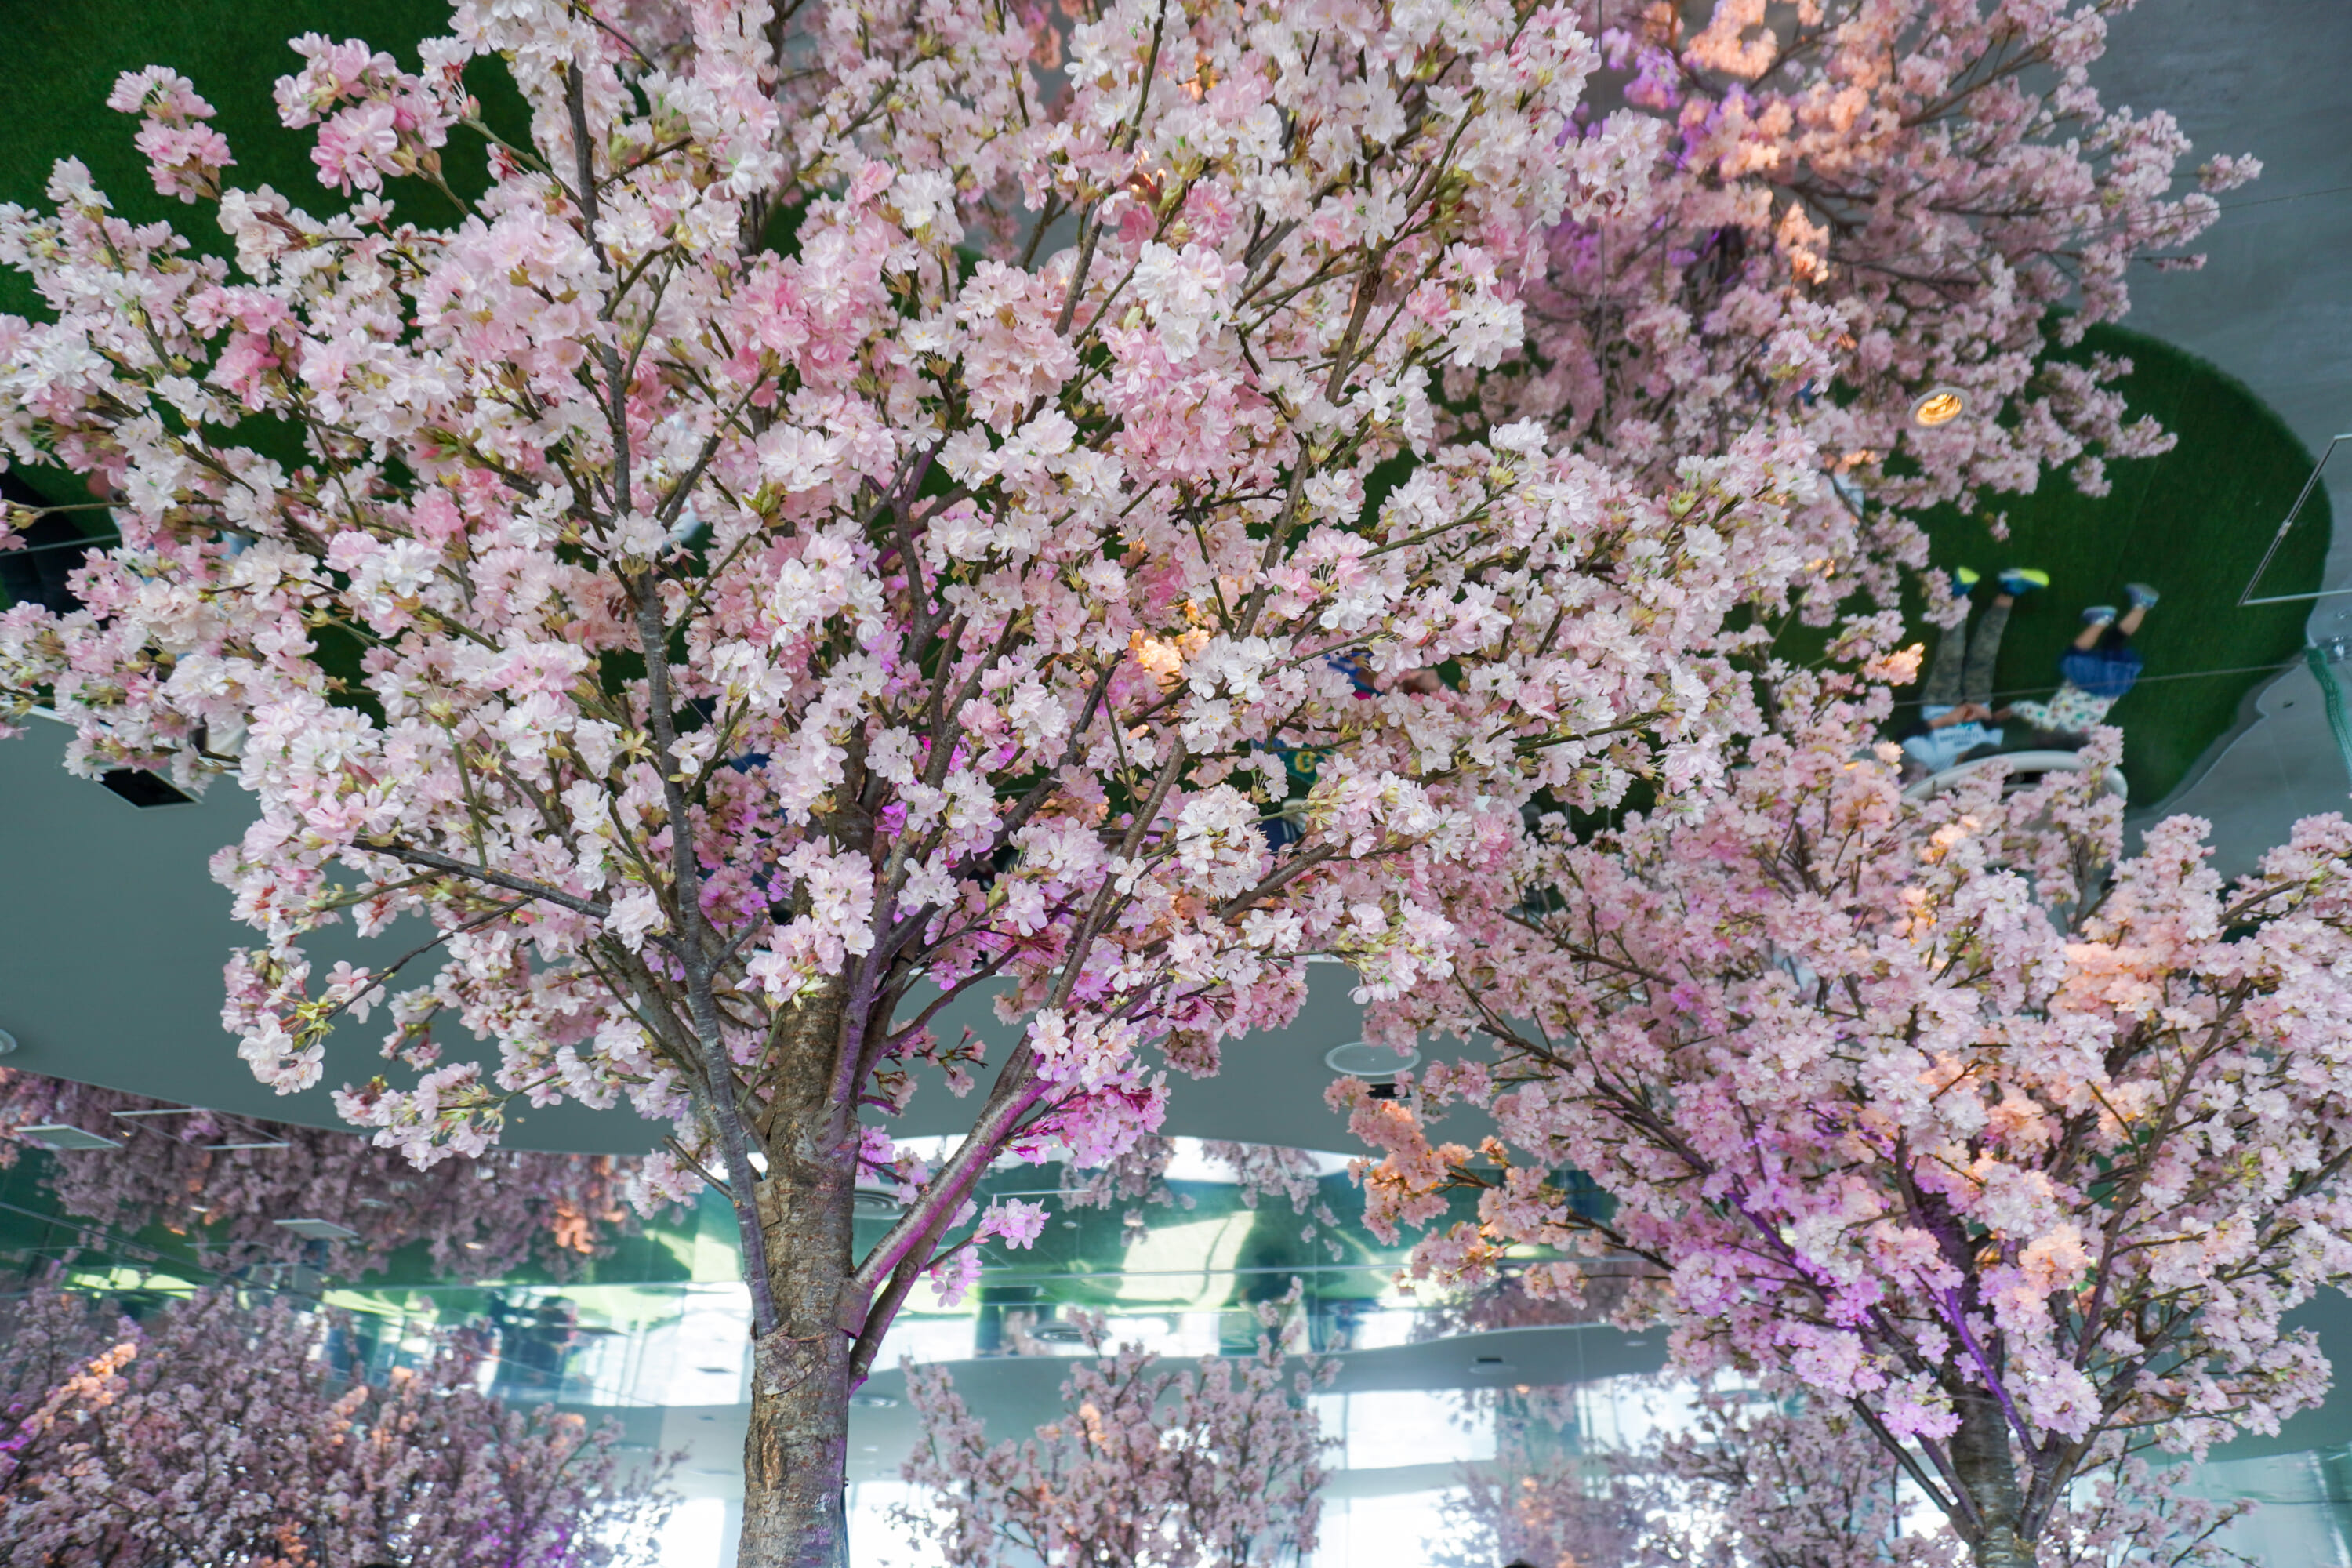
1484;0;2256;553
1444;1383;2252;1568
0;1066;656;1280
898;1294;1331;1566
1346;673;2352;1561
0;1285;673;1566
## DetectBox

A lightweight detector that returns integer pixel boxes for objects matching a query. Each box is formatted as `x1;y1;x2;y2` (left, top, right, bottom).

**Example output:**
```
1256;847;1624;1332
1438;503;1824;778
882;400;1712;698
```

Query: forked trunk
737;982;862;1568
1950;1389;2033;1568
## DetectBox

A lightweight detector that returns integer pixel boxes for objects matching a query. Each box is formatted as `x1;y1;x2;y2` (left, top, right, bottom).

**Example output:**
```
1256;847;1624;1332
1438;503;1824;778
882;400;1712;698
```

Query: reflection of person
1899;567;2047;779
1995;583;2157;739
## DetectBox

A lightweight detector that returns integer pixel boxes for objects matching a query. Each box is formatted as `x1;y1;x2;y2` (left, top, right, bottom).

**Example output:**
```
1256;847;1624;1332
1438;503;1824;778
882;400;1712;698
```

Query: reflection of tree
1642;1395;1946;1568
0;1285;673;1566
1412;1260;1655;1343
483;1291;581;1398
1441;1386;1940;1568
1441;1387;2252;1568
1436;1382;1642;1568
901;1297;1332;1568
1044;1139;1374;1350
0;1068;662;1283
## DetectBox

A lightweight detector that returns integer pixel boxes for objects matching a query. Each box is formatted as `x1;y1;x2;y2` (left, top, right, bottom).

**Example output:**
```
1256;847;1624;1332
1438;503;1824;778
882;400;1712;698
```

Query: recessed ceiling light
1323;1040;1419;1076
0;1029;16;1057
274;1218;361;1241
850;1392;899;1409
852;1189;905;1217
1910;387;1965;427
1468;1356;1517;1377
20;1124;122;1152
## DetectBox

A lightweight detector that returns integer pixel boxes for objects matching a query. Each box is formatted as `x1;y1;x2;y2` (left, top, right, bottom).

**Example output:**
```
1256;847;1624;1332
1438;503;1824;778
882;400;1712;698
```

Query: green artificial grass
1912;324;2331;805
0;7;2328;807
0;0;520;325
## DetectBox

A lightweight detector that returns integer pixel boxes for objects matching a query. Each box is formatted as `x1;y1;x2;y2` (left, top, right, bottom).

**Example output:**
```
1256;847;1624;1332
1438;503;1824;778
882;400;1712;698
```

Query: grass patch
1910;324;2330;804
0;0;523;324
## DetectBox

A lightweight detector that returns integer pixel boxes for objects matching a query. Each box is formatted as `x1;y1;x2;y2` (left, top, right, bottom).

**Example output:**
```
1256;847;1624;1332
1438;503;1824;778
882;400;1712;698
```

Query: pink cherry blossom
899;1294;1330;1566
0;1066;662;1281
0;1284;673;1565
1479;0;2252;619
1347;665;2352;1568
105;67;234;203
1450;1385;2252;1568
0;0;2234;1559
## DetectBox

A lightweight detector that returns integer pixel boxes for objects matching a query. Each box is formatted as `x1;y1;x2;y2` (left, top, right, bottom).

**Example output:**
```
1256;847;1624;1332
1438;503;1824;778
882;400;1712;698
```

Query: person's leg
1921;612;1971;708
1919;568;1979;707
1961;593;2011;709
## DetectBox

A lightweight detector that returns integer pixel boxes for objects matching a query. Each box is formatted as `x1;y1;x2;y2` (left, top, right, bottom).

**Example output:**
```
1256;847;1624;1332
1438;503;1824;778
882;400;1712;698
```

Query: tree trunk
1949;1389;2033;1568
738;982;862;1568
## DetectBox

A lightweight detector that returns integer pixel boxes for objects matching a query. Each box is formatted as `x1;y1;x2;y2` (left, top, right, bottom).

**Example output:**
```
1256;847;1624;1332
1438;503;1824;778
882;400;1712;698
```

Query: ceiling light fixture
0;1029;16;1057
1323;1040;1420;1077
274;1217;361;1241
1910;387;1965;427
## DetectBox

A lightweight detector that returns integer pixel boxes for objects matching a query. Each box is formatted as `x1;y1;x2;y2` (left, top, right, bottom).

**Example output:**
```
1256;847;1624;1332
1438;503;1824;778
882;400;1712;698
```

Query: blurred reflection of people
1994;584;2158;740
1896;567;2046;782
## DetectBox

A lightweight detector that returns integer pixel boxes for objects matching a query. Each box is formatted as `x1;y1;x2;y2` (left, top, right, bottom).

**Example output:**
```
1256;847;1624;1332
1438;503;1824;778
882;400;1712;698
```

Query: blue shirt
1902;706;2003;774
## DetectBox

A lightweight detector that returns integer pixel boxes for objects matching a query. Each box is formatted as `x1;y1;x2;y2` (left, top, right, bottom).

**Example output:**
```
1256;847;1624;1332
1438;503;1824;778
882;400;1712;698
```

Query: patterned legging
1920;597;2009;710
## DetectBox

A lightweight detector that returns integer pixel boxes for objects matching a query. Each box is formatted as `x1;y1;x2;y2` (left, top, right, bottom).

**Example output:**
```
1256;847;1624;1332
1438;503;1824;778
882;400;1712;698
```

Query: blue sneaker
1998;568;2049;596
1950;566;1980;597
2125;583;2159;610
2082;604;2118;627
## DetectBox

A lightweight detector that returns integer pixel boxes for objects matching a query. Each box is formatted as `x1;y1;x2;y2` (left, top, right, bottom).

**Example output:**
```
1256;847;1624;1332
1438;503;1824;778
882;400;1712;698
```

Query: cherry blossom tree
1057;1136;1340;1257
1488;0;2259;533
898;1298;1330;1566
0;1065;652;1280
1341;669;2352;1568
1636;1393;1951;1568
1446;1384;2249;1568
0;1283;673;1566
1441;1421;1648;1568
0;1;1855;1559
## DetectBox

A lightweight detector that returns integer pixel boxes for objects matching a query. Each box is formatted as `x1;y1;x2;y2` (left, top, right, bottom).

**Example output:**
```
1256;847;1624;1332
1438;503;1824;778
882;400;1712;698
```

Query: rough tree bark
1950;1390;2033;1568
741;981;859;1568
